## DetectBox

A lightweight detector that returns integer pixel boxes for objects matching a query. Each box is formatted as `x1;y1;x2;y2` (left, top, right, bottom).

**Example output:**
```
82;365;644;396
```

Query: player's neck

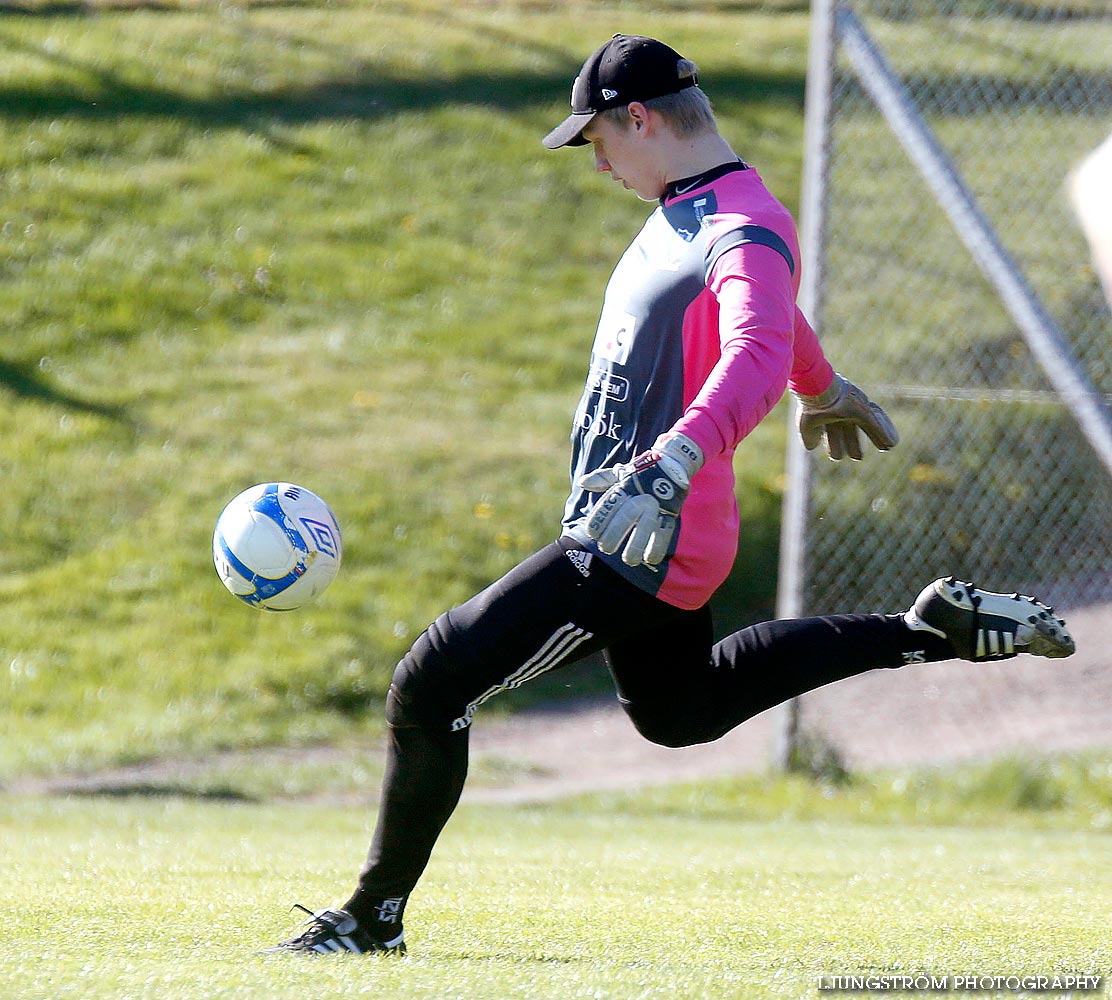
663;131;739;187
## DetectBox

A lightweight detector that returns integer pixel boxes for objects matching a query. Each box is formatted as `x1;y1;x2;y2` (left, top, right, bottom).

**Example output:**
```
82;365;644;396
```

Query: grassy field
5;773;1112;1000
0;0;809;779
3;4;1109;996
6;0;1102;780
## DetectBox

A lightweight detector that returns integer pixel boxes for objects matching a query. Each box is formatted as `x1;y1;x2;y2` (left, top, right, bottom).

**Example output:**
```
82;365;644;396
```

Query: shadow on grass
0;358;130;421
833;67;1111;119
0;0;811;13
0;15;807;126
0;0;1106;127
868;0;1110;22
1;0;1106;19
0;68;807;125
0;32;1105;135
61;782;259;802
0;0;323;12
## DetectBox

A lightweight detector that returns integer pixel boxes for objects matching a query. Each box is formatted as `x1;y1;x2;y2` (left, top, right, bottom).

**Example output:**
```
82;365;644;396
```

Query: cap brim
542;111;596;149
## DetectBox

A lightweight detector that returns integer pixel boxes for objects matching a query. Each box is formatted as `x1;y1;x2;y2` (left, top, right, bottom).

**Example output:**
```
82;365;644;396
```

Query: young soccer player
267;35;1075;955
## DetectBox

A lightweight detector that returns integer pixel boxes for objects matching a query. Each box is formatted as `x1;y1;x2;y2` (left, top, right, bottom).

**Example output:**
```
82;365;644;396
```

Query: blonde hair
597;60;717;137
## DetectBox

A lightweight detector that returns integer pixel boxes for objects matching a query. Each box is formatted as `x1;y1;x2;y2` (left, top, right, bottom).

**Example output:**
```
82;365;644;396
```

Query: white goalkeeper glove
796;374;899;461
578;432;704;568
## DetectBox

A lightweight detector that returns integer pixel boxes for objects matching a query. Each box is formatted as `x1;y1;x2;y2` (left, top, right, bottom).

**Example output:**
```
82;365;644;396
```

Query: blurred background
0;0;1108;793
779;0;1112;775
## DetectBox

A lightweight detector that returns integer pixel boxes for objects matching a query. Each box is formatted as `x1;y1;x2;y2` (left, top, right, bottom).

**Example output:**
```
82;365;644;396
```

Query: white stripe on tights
451;623;593;731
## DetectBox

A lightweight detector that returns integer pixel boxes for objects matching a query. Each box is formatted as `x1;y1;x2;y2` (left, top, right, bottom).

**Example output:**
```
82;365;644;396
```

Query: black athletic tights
342;538;953;930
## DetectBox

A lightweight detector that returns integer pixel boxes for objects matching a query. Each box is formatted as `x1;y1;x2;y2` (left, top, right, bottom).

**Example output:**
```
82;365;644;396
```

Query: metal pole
773;0;839;772
837;5;1112;482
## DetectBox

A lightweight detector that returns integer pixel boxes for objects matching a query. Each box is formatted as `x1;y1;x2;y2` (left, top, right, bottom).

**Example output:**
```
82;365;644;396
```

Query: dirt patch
468;599;1112;802
12;603;1110;805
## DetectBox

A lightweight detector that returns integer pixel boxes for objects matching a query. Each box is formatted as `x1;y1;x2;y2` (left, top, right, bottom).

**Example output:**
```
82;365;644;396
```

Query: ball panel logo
300;518;339;558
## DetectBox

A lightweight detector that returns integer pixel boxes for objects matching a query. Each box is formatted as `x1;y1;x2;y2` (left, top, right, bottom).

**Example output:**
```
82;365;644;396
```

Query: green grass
1;0;1108;797
588;754;1112;835
24;739;1112;838
3;6;1109;994
0;0;808;779
5;767;1112;1000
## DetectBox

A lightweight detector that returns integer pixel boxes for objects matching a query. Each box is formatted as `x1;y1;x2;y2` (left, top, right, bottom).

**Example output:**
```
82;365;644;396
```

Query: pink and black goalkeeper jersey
562;161;834;610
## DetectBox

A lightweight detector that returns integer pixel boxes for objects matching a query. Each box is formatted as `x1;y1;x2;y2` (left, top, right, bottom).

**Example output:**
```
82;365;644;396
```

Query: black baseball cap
542;34;697;150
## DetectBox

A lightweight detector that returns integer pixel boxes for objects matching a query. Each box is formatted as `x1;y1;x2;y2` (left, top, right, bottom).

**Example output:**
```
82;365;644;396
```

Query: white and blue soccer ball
213;482;343;611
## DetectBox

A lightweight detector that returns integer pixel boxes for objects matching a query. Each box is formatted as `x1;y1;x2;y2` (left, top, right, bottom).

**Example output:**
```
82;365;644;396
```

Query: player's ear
626;102;651;135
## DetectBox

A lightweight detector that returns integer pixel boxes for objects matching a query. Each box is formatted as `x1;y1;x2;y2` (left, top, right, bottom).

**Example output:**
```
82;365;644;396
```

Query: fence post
836;4;1112;482
773;0;839;772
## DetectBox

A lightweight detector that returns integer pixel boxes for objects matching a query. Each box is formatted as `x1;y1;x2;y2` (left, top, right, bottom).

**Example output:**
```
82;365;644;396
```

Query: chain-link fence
775;0;1112;768
786;0;1112;617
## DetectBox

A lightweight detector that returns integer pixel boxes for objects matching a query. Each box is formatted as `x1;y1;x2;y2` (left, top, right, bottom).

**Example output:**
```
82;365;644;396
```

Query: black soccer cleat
905;577;1075;662
262;906;405;956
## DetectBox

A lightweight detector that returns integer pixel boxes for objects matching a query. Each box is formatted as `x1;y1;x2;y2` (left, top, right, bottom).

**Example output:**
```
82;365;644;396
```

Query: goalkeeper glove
796;374;899;461
578;432;704;568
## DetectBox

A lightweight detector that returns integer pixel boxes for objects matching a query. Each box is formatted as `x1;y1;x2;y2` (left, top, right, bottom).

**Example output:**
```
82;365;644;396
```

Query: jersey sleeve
787;306;835;398
670;242;799;459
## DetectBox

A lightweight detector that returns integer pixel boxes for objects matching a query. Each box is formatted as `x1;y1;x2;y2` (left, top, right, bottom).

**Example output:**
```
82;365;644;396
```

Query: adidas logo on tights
565;549;593;578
